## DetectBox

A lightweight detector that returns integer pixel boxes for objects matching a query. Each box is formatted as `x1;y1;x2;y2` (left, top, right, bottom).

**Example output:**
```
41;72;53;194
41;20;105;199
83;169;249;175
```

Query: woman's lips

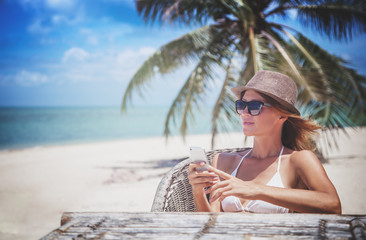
243;121;254;126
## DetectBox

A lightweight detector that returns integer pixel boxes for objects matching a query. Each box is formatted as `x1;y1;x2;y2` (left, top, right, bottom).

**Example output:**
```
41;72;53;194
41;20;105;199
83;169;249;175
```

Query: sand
0;128;365;240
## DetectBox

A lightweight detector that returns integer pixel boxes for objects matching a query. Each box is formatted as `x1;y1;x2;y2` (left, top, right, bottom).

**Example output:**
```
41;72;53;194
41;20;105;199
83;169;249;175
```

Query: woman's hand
188;162;220;192
207;166;260;202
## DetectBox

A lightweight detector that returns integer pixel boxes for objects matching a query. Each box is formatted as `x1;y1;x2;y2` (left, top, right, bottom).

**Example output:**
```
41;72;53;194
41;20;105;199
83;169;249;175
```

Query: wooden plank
59;212;355;226
42;212;366;240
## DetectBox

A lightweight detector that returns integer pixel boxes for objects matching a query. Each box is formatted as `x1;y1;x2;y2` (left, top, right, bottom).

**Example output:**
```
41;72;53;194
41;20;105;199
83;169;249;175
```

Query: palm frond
279;29;333;121
219;0;254;26
164;54;223;139
211;58;241;148
277;32;366;129
297;33;365;107
135;0;231;26
255;33;282;71
163;25;236;138
296;0;366;42
121;25;217;110
260;30;318;101
298;35;366;128
127;0;366;155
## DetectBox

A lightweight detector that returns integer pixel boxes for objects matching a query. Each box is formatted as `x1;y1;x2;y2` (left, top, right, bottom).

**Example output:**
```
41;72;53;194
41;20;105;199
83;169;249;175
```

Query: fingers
193;182;217;191
208;179;229;193
188;163;219;190
208;166;232;180
209;184;232;203
188;174;219;185
190;180;219;192
189;162;211;173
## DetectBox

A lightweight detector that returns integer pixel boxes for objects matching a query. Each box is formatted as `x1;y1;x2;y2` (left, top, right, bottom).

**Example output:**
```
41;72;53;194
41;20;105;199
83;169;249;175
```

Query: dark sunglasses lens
248;101;263;116
235;101;246;114
236;100;265;115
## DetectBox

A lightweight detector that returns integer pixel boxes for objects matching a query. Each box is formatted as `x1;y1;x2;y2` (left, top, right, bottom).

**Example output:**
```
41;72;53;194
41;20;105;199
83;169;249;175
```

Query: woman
188;70;341;213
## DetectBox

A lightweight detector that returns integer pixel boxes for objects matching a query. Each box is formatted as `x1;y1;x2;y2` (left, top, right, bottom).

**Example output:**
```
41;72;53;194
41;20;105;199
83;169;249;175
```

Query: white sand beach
0;128;365;240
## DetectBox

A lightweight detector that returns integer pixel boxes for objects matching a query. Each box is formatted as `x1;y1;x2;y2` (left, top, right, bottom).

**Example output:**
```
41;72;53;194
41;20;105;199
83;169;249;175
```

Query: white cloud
0;75;11;86
40;37;57;45
103;0;135;9
17;0;41;9
287;9;297;19
17;0;77;10
86;36;99;45
22;0;84;34
138;47;156;55
51;14;79;25
52;13;84;25
45;0;76;9
28;19;52;34
340;53;351;61
5;46;159;88
28;14;83;34
54;46;157;84
62;47;89;63
116;47;156;68
76;23;138;46
80;28;92;35
51;14;64;24
13;70;49;87
80;28;99;45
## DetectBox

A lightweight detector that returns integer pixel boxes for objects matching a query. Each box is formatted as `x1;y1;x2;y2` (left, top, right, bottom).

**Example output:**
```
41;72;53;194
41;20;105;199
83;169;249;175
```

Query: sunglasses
235;100;272;116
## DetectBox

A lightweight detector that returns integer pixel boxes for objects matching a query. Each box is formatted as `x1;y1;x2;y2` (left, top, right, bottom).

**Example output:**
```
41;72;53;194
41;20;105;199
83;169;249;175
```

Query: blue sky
1;0;365;107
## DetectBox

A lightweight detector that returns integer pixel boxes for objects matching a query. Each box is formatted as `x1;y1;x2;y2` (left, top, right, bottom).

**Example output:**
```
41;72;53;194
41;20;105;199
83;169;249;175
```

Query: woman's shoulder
287;149;323;169
212;149;251;172
288;149;318;160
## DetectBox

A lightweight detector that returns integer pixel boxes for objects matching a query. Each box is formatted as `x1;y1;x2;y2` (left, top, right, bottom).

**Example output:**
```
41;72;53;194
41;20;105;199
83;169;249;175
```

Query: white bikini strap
232;149;252;176
277;146;285;172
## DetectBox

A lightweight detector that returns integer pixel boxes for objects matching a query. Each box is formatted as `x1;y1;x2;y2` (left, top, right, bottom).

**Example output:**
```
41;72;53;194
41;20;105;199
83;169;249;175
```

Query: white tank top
221;146;289;213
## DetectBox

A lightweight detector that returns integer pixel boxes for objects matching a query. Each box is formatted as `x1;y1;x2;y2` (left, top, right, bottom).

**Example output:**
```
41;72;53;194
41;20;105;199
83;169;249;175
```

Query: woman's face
240;90;285;137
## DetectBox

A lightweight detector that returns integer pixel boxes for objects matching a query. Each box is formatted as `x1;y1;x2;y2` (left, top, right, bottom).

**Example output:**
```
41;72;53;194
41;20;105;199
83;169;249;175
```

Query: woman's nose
239;107;250;116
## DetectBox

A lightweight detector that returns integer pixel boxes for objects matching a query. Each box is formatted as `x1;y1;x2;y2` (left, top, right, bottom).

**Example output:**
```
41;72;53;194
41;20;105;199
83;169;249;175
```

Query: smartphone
189;146;209;171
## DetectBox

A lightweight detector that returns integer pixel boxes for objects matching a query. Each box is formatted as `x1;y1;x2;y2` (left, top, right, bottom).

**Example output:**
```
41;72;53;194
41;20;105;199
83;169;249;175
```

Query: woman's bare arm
208;150;341;214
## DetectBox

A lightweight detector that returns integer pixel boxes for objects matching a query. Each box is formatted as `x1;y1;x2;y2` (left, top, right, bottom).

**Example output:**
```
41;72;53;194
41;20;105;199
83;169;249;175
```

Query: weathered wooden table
41;212;365;239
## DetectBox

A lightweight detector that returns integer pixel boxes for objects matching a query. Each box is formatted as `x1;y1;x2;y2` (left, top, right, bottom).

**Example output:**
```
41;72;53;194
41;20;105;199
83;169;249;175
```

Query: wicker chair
151;147;249;212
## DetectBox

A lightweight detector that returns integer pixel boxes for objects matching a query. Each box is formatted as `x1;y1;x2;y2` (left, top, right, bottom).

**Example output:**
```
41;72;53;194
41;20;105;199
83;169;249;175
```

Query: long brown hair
242;91;321;151
261;93;321;151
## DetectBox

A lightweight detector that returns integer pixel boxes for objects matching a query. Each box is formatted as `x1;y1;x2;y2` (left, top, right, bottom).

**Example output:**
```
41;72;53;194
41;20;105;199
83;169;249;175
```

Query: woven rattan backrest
151;148;249;212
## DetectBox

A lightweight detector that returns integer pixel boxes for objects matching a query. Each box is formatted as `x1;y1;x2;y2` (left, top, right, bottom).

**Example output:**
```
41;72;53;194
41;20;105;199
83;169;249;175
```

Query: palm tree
122;0;366;149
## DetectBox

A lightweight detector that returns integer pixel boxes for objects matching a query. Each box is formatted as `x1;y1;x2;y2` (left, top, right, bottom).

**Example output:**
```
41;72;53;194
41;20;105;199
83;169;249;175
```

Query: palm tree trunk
249;26;258;73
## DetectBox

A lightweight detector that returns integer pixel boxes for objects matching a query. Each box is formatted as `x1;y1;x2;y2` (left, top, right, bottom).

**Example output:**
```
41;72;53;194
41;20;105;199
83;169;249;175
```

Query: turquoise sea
0;106;237;150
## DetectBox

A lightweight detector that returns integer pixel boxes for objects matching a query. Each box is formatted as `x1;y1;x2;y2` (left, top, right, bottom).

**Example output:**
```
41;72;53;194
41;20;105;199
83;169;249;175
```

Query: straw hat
231;70;300;115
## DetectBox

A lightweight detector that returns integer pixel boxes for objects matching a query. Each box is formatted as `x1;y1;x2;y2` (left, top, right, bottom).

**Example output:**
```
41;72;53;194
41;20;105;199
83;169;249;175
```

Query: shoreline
0;131;243;154
0;131;240;153
0;128;365;239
